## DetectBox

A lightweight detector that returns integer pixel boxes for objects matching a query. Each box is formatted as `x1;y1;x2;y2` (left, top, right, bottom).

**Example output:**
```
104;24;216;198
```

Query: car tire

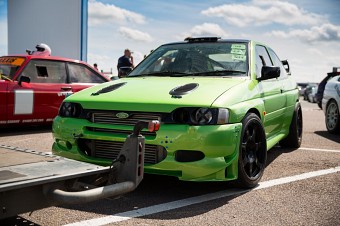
280;102;303;148
236;113;267;188
325;100;340;134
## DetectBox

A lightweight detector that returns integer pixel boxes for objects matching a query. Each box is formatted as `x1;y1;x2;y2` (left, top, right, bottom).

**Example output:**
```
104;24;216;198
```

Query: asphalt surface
0;98;339;226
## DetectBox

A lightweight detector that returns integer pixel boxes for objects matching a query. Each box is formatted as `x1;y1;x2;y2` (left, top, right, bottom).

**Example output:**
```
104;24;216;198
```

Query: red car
0;55;109;127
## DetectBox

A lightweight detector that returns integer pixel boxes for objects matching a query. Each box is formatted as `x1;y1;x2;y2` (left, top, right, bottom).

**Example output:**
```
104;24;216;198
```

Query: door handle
61;87;72;91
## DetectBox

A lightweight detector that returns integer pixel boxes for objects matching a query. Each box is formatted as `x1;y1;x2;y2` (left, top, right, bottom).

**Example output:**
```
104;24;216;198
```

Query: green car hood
67;77;246;112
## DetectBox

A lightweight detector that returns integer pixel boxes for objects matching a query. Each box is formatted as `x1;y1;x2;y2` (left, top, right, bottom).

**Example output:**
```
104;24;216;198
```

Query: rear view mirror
18;76;30;86
258;66;280;81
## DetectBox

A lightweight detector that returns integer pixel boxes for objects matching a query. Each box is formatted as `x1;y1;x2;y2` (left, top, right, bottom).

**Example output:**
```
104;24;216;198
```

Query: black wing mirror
18;76;30;86
258;66;280;81
281;60;291;75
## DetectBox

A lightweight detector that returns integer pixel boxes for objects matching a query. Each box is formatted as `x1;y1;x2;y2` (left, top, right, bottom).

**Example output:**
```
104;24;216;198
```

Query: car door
255;45;286;137
0;80;8;125
267;47;294;130
6;59;69;124
66;63;108;93
0;56;26;125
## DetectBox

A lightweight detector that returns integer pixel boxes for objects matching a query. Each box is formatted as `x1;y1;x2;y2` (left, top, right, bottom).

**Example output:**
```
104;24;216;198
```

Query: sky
0;0;340;83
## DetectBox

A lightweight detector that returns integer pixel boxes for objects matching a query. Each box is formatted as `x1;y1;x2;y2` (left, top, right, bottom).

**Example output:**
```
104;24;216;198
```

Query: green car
52;37;302;188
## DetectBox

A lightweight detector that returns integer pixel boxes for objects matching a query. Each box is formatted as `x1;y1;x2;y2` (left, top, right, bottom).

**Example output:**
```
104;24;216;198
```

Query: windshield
129;42;249;77
0;57;25;80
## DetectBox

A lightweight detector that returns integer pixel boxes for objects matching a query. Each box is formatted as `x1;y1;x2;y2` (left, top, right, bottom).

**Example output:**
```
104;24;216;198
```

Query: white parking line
64;166;340;226
298;147;340;153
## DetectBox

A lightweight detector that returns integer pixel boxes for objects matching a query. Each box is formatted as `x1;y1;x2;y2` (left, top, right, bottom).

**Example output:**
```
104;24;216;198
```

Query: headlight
172;107;229;125
192;108;213;125
59;102;83;118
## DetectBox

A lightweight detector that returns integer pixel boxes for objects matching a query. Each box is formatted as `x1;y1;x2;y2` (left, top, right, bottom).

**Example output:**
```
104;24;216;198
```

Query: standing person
117;49;134;78
93;63;99;71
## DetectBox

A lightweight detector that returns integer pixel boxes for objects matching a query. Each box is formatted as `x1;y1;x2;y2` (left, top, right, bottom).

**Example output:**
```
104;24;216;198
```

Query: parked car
0;55;109;127
297;82;308;96
52;37;302;188
308;86;318;103
322;75;340;134
315;67;340;109
303;83;318;101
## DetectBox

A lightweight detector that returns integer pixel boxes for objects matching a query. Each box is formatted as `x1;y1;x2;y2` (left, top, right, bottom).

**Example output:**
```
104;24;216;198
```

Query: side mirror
281;60;291;75
18;76;30;86
258;66;280;81
118;67;133;78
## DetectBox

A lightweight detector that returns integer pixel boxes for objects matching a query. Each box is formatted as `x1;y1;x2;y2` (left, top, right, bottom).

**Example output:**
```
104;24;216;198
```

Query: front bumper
52;116;242;181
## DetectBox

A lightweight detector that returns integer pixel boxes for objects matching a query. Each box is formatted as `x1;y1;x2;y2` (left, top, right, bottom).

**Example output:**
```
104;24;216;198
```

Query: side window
268;48;287;79
20;60;67;83
255;45;273;78
67;63;106;83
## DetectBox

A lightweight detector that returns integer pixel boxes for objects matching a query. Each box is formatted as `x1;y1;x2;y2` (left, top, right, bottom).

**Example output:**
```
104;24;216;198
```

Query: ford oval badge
116;112;129;119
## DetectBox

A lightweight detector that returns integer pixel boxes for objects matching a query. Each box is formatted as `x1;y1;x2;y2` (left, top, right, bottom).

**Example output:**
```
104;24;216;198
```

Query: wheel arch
246;108;262;121
227;98;265;123
326;98;339;108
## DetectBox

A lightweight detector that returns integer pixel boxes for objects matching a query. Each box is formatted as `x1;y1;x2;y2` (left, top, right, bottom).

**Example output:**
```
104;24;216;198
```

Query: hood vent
91;82;127;96
169;83;199;98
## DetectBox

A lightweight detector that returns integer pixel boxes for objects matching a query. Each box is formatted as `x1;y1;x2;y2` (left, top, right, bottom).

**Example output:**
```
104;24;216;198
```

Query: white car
322;75;340;134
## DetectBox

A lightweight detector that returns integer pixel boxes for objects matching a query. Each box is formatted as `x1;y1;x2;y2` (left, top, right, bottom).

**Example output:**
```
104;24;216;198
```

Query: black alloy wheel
237;113;267;188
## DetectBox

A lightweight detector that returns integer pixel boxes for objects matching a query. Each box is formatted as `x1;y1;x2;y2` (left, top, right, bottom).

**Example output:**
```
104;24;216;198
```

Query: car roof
3;54;87;64
161;37;251;46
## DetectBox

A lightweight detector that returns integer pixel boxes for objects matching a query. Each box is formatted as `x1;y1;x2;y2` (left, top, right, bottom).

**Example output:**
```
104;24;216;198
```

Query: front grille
91;112;161;126
78;139;167;164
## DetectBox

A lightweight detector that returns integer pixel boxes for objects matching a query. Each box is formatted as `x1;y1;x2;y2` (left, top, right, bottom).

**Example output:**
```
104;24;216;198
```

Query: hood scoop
169;83;199;98
91;82;127;96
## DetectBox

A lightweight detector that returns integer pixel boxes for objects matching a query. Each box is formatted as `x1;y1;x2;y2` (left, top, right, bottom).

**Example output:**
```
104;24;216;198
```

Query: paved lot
0;99;339;226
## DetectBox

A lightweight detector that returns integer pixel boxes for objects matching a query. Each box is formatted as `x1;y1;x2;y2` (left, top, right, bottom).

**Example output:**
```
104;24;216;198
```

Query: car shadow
266;145;297;166
52;146;292;221
314;130;340;144
0;125;52;137
56;174;250;219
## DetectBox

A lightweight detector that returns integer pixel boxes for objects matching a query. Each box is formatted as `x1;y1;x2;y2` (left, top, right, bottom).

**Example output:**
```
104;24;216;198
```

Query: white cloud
88;0;145;26
201;0;325;27
118;27;153;42
269;23;340;42
307;48;323;56
188;23;229;37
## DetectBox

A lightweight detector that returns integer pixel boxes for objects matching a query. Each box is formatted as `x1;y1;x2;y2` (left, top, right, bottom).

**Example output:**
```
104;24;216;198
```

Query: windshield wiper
191;70;247;76
130;71;188;77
